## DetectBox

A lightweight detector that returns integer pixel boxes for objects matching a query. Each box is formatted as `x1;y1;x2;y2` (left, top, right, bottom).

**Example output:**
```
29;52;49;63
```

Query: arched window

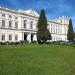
24;20;27;28
30;21;33;29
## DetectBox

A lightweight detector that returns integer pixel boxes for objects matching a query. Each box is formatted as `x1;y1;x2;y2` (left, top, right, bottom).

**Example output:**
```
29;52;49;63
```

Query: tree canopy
37;9;51;44
67;19;74;42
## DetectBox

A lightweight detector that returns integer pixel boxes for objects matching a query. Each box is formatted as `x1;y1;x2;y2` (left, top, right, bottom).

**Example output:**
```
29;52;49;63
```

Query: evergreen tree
67;19;74;42
37;9;51;44
74;32;75;41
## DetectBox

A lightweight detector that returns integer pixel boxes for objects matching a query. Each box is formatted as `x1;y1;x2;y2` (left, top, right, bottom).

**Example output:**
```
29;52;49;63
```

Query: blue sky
0;0;75;30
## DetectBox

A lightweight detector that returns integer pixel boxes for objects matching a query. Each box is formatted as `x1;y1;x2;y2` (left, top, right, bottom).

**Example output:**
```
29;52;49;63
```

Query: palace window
2;20;5;27
2;14;5;17
65;27;67;34
2;35;5;40
9;21;12;28
15;21;18;29
54;36;55;41
15;35;18;41
56;28;57;33
30;21;33;29
51;28;52;33
24;20;27;28
54;29;55;33
9;35;12;40
9;15;12;18
15;17;18;19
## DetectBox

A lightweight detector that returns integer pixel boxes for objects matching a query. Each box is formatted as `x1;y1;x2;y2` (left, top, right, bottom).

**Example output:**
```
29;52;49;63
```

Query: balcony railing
0;26;38;31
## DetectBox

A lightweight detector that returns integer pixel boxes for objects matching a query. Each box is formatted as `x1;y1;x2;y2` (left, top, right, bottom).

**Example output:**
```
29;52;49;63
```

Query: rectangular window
56;28;57;33
9;15;12;18
15;35;18;41
2;14;5;17
2;35;5;40
15;22;18;29
2;20;5;27
9;35;12;40
51;28;52;33
9;21;12;28
15;17;18;19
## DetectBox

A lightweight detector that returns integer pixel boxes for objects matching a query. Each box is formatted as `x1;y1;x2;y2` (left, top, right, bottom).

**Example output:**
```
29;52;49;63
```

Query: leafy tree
67;19;74;42
37;9;51;44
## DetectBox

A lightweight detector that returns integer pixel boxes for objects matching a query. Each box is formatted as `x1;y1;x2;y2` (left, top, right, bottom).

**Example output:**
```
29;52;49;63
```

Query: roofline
0;7;39;19
0;6;69;25
48;20;69;25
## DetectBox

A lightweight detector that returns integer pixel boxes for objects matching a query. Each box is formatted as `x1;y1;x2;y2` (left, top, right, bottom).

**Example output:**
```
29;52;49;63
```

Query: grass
0;44;75;75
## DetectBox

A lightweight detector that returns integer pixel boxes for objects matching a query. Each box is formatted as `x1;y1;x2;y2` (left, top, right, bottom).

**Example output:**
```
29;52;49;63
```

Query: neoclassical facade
0;7;69;43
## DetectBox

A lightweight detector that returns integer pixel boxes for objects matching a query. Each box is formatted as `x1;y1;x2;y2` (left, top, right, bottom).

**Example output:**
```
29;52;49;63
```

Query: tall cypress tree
37;9;51;44
74;32;75;41
67;19;74;42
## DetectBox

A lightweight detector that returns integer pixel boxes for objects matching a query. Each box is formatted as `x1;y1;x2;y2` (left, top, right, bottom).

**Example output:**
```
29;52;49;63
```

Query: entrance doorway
24;34;27;41
31;34;33;42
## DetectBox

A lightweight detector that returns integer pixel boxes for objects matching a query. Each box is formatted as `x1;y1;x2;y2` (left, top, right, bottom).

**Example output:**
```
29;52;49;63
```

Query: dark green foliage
74;32;75;40
67;19;74;42
37;9;51;43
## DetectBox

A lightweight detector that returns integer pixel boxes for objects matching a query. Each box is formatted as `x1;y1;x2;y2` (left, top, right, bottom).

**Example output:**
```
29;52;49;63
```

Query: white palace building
0;7;70;43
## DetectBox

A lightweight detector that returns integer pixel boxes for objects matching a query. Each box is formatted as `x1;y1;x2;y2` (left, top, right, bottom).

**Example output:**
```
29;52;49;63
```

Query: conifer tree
37;9;51;43
67;19;74;42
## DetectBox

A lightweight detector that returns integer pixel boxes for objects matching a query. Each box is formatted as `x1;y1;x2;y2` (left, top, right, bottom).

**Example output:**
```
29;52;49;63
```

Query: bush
49;41;61;45
0;42;19;45
18;41;28;44
31;41;37;43
0;42;6;45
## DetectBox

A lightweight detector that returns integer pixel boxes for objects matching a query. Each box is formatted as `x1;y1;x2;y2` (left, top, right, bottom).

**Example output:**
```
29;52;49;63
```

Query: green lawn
0;44;75;75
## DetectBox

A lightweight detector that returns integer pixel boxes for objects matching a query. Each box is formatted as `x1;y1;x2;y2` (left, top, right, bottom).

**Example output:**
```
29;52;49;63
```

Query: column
27;19;30;29
18;32;24;41
27;33;31;43
33;34;37;41
18;16;22;29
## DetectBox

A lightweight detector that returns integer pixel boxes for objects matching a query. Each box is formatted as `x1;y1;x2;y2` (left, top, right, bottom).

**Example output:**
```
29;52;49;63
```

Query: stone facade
0;7;69;43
